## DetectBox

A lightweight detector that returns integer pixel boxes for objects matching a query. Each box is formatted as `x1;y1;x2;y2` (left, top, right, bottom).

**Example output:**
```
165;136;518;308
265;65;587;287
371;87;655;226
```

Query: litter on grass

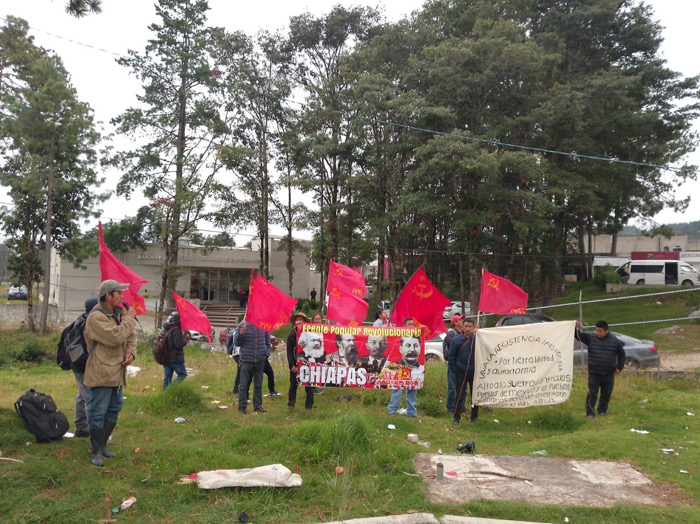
194;464;302;489
630;428;649;435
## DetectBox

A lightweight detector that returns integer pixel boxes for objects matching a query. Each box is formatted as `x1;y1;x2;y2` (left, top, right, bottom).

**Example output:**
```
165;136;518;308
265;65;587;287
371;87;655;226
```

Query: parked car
424;334;446;364
8;285;28;300
216;326;279;351
494;313;660;369
219;326;236;345
443;301;471;320
184;329;215;342
377;300;391;311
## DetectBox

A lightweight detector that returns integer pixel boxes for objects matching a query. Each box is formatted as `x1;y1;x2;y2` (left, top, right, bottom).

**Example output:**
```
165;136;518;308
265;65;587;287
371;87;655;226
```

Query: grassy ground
0;336;698;523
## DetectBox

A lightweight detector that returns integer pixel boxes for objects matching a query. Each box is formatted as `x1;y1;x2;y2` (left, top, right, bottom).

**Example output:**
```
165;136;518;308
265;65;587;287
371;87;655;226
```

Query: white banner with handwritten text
473;321;575;407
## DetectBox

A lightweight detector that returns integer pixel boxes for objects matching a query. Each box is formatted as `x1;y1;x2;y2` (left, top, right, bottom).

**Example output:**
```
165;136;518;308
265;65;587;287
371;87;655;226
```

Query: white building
49;237;319;311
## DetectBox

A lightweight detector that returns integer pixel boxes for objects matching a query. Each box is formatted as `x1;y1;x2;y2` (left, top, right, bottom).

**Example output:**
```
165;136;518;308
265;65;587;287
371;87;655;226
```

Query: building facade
50;237;319;312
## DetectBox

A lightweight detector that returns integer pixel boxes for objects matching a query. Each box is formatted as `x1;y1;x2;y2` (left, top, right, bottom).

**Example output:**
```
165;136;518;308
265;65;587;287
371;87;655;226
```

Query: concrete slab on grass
318;515;547;524
415;453;687;508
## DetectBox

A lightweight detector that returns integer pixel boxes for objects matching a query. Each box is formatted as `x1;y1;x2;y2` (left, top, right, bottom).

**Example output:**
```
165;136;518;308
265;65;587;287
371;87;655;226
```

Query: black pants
288;370;314;409
586;372;615;416
453;370;479;422
233;356;275;394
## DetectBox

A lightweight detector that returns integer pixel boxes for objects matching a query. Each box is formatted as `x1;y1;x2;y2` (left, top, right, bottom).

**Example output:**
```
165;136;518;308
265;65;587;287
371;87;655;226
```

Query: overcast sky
3;0;699;242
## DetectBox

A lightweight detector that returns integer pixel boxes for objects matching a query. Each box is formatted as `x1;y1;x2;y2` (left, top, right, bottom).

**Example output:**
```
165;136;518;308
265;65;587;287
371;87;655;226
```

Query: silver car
495;314;660;369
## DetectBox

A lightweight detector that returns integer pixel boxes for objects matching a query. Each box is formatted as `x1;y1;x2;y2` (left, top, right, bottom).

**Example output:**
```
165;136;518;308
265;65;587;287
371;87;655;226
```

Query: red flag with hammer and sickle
326;260;368;325
390;266;451;339
98;222;147;315
171;290;212;342
478;269;528;315
246;270;298;333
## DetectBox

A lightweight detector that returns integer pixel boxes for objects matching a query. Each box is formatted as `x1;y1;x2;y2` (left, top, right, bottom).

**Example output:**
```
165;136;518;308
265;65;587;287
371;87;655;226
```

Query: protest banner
294;324;425;389
473;321;575;407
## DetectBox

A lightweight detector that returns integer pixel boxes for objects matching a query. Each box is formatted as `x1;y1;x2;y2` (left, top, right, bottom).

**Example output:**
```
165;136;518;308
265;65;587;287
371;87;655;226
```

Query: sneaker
452;418;460;426
239;409;247;415
305;407;312;412
270;391;282;397
254;407;266;414
470;418;478;423
586;414;595;419
597;412;607;417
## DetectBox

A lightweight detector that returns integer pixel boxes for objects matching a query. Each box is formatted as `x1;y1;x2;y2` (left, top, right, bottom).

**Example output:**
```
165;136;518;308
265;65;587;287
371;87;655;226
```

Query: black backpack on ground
56;312;93;373
14;389;70;443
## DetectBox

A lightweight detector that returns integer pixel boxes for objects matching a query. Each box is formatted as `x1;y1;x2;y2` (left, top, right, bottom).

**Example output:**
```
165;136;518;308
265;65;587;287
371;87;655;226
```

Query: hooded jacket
164;318;187;364
84;302;137;387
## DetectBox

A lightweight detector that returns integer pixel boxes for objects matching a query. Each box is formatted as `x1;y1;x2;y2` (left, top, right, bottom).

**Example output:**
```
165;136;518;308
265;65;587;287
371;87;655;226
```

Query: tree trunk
39;166;53;335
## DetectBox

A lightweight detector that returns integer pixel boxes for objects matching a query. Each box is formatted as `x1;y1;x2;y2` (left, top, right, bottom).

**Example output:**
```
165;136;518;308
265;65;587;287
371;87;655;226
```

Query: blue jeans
446;365;456;413
88;386;123;429
163;362;188;390
387;388;417;417
73;370;90;432
239;360;265;411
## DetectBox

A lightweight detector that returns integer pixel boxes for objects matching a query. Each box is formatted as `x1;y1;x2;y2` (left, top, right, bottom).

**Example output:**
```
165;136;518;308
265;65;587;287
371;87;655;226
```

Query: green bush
592;264;619;290
16;339;44;363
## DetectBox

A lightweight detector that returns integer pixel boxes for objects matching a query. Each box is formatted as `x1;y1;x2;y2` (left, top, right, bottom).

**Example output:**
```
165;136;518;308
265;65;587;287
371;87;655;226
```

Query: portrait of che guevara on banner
295;324;425;389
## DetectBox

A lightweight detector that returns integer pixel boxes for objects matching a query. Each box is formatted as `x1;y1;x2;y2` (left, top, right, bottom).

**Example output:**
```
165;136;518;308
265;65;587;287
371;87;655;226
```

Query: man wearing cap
444;315;464;414
84;280;137;467
287;312;315;411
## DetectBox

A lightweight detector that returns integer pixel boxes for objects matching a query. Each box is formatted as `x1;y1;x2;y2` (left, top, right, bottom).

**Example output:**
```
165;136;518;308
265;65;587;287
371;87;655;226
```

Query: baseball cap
98;279;129;297
451;314;465;325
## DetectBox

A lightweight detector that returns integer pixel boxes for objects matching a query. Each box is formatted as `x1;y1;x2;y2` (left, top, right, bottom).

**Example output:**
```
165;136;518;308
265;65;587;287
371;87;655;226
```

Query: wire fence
10;280;700;372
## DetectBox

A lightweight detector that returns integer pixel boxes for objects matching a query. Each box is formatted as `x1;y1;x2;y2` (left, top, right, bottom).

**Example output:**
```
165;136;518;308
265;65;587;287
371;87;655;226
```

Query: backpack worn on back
152;327;178;365
56;312;92;373
14;389;69;443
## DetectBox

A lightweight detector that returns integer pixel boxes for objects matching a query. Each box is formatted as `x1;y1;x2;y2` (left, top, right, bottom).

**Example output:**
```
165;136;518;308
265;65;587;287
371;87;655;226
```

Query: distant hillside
622;221;700;240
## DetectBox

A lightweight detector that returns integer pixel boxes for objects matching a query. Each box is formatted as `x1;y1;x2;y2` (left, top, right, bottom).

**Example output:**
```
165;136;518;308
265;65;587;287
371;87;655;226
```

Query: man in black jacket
576;320;625;419
163;313;188;390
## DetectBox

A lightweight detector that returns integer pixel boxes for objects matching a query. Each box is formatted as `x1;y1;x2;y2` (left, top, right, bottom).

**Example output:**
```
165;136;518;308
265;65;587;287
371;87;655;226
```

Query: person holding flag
286;312;314;411
448;317;479;425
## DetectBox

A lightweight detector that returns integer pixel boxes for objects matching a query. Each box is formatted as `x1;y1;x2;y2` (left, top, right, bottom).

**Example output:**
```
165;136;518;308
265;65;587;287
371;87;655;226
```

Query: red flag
478;269;528;315
326;285;369;326
327;260;366;296
390;266;451;339
172;291;212;342
326;260;368;325
246;270;297;333
98;223;147;315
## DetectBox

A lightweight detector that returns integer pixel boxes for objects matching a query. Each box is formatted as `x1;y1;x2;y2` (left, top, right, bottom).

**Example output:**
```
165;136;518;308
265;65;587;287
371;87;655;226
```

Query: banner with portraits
294;324;424;389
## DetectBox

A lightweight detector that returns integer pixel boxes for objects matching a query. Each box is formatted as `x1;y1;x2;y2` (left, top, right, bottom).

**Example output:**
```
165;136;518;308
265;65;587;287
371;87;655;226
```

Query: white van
618;260;700;286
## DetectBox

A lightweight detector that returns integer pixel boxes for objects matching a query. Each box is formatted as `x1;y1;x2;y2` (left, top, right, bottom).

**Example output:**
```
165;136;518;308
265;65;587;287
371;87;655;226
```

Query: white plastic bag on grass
196;464;302;489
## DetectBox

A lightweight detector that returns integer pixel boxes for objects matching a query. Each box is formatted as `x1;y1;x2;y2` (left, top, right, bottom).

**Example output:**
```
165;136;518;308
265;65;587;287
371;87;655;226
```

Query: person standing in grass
287;312;314;411
84;280;137;467
234;321;270;415
444;315;464;415
162;312;188;390
576;320;625;419
387;318;421;418
449;317;479;425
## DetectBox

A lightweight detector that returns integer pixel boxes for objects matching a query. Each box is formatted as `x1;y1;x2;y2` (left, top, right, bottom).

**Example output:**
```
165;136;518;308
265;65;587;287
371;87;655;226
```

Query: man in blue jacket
448;317;478;425
576;320;625;419
234;321;271;415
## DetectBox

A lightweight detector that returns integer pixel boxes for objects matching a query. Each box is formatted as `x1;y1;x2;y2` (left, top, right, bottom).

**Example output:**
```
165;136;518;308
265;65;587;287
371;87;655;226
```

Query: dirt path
658;351;700;371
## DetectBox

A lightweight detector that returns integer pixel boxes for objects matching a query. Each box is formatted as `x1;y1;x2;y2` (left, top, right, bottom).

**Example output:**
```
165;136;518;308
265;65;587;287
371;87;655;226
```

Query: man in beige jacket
84;280;137;467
